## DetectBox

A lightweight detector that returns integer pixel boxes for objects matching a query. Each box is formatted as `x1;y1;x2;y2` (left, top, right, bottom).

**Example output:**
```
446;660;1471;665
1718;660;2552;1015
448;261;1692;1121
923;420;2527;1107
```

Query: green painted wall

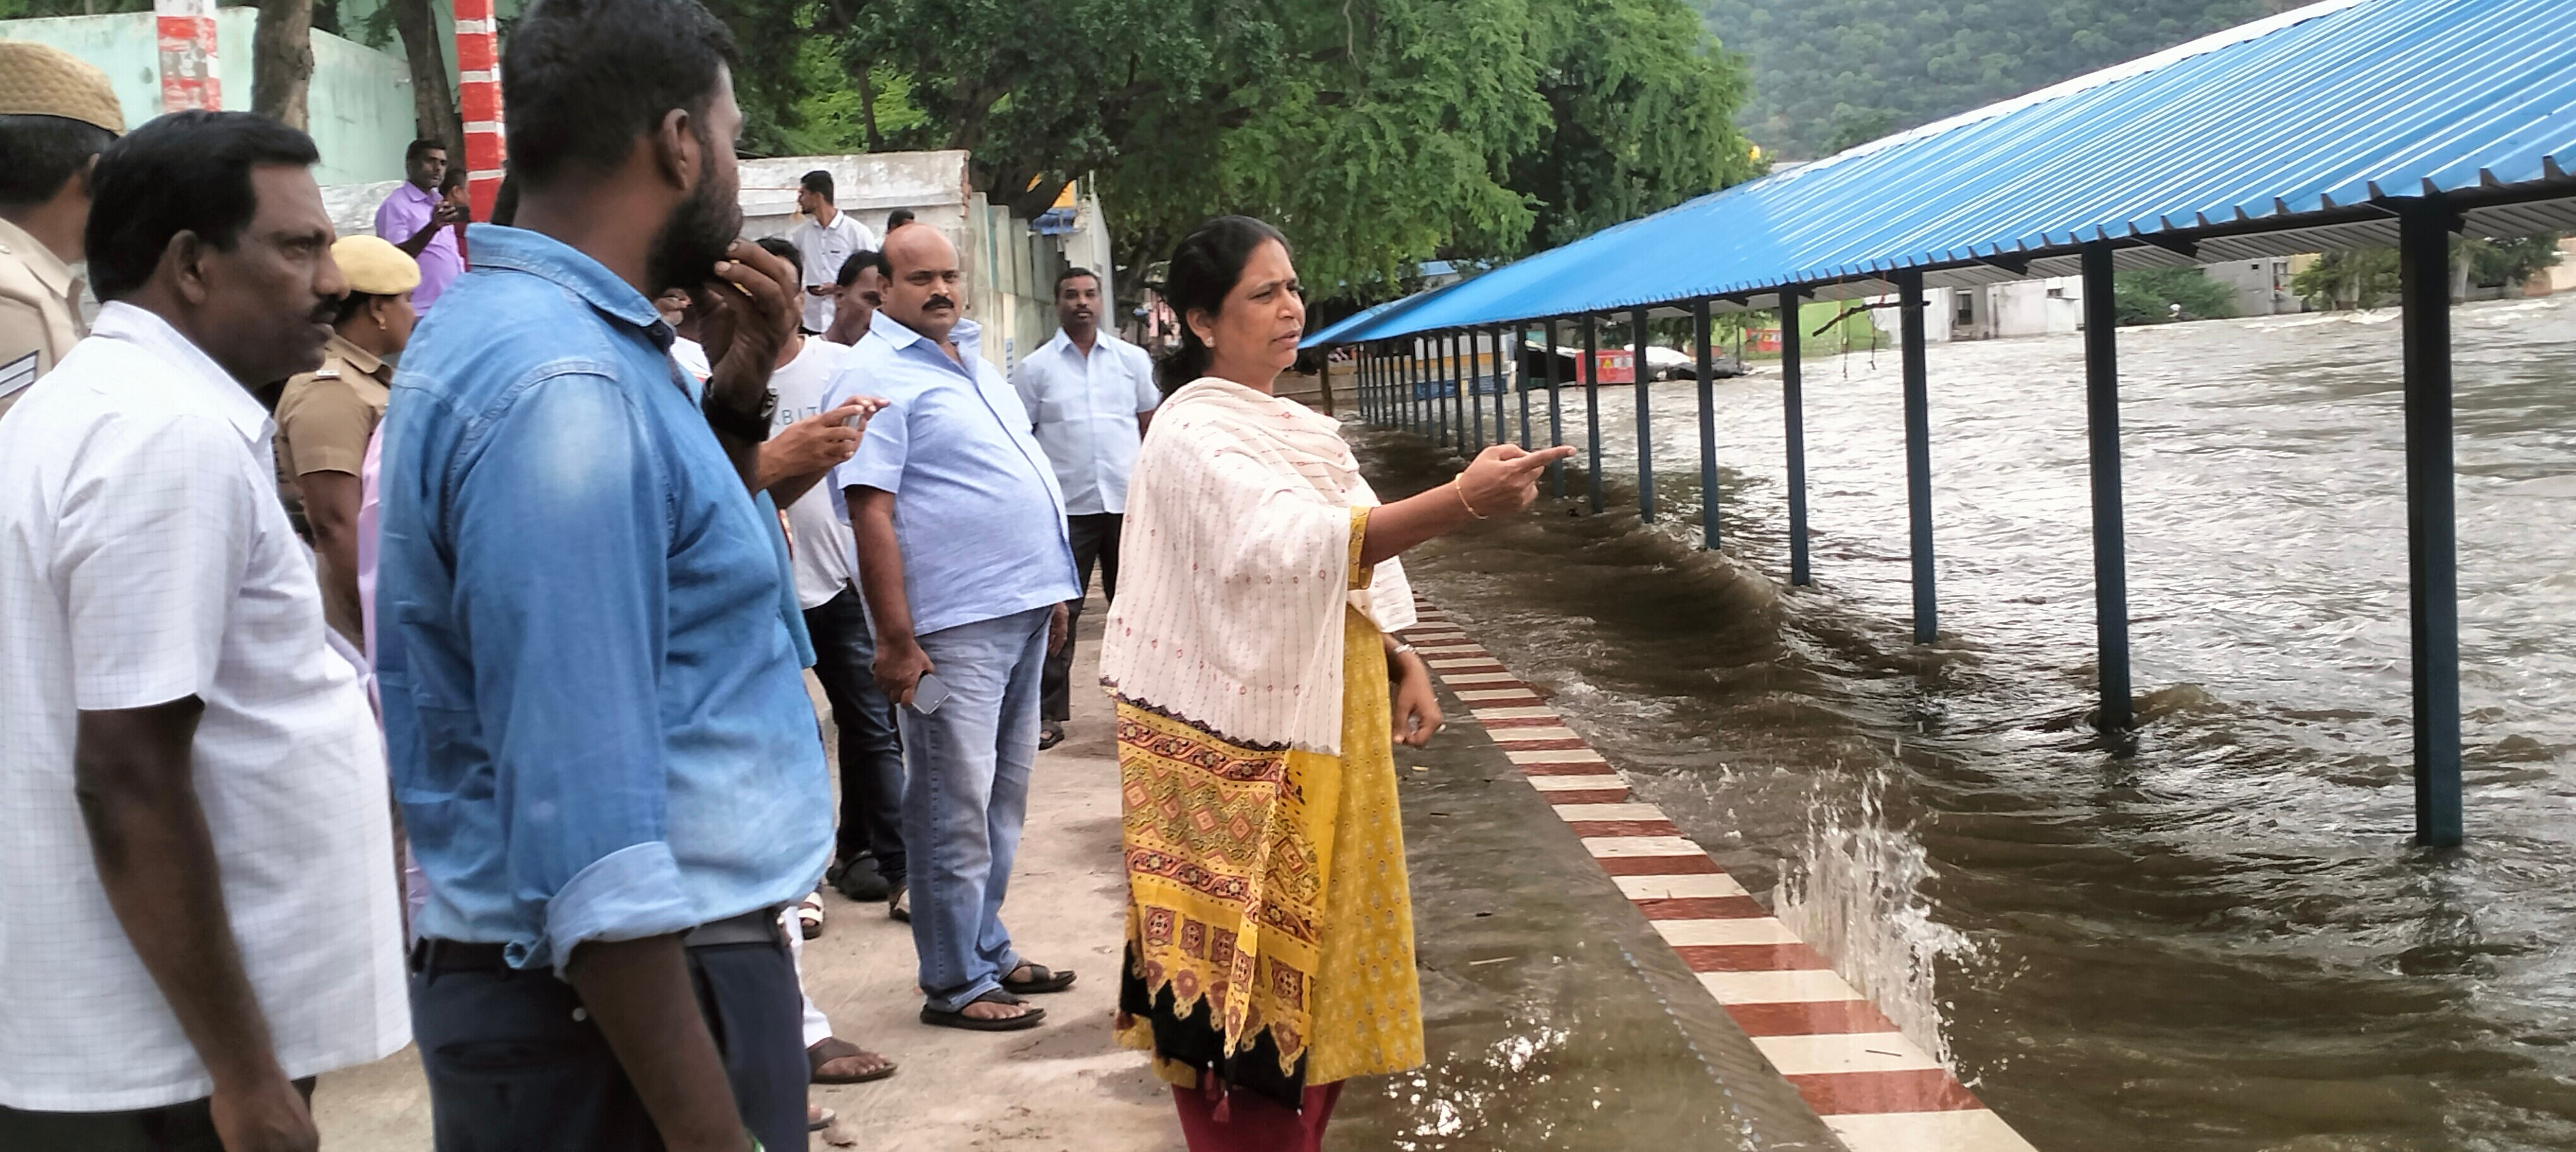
0;7;414;184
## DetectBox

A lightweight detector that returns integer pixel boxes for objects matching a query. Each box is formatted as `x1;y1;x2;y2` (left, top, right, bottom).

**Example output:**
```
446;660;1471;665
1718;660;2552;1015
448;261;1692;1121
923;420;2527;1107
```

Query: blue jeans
900;606;1048;1012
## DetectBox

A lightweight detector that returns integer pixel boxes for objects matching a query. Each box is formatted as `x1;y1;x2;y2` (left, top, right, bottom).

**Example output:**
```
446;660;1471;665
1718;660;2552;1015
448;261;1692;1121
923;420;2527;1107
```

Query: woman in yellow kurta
1100;216;1574;1150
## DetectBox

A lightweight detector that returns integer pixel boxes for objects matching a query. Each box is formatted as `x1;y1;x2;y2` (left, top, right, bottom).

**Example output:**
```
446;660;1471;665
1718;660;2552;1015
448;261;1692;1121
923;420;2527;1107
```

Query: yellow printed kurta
1114;518;1423;1089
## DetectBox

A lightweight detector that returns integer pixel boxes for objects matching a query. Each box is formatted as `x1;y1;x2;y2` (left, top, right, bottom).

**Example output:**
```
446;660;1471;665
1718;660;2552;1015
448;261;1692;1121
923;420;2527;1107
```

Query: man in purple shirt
373;139;466;311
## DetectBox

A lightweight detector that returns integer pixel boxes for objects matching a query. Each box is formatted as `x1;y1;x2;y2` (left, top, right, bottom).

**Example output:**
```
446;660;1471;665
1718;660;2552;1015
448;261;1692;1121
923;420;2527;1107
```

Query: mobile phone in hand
909;671;951;715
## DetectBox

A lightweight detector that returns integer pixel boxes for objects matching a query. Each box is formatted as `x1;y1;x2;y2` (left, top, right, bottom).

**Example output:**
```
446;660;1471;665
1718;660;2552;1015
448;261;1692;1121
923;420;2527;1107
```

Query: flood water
1351;294;2576;1151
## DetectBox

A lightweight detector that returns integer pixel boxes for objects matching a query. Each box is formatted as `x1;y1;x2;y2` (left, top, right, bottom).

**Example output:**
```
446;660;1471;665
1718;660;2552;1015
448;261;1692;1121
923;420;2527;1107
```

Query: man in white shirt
0;110;407;1149
1010;267;1160;747
790;169;878;335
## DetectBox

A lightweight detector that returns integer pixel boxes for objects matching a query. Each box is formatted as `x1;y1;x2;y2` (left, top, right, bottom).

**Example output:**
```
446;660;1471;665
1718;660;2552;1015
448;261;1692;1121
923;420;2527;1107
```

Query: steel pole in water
1470;328;1486;448
1694;299;1718;549
1582;314;1604;513
1545;318;1566;498
2081;243;2134;731
2399;198;2464;847
1781;286;1811;585
1633;306;1655;521
1897;269;1937;644
1517;323;1534;450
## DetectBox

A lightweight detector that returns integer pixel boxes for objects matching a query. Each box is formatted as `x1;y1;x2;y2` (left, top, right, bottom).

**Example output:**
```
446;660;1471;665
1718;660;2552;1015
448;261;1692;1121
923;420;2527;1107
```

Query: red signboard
1590;349;1633;384
155;0;219;112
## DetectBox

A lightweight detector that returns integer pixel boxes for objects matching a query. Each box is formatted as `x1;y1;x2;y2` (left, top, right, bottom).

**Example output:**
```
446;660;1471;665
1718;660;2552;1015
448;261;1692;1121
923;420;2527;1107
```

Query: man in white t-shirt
1011;267;1160;748
790;170;878;336
0;111;407;1146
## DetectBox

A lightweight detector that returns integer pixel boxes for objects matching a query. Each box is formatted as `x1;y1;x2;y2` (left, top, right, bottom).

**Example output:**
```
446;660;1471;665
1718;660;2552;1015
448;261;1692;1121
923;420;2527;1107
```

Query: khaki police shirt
0;215;86;423
275;334;392;641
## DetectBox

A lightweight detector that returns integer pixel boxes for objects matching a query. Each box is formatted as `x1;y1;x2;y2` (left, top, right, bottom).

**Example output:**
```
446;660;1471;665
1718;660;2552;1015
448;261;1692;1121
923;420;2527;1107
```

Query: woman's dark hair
85;110;321;303
501;0;736;191
1157;215;1288;392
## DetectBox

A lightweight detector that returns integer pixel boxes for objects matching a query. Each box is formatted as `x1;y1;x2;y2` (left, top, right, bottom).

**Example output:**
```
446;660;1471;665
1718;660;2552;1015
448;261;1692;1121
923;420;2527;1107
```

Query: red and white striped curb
1402;600;2036;1152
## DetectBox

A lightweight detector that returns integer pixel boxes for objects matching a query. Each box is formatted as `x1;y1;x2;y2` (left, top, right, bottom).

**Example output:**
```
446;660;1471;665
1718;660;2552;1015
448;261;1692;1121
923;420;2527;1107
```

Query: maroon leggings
1172;1081;1345;1152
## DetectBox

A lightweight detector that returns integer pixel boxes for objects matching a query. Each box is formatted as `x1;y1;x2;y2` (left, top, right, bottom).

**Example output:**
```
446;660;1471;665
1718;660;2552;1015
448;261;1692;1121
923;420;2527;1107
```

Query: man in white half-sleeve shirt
0;111;407;1148
1010;266;1159;748
790;169;877;335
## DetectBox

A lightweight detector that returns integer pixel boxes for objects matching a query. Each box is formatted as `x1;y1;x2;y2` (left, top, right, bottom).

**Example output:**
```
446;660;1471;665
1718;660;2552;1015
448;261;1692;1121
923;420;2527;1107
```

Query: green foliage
2113;266;2234;325
2293;232;2565;310
2291;249;2397;309
1696;0;2274;159
707;0;1755;299
2461;232;2563;288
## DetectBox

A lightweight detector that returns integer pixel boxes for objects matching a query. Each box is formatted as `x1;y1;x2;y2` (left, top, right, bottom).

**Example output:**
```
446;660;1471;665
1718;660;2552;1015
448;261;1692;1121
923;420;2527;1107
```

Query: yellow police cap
0;41;124;135
333;235;422;297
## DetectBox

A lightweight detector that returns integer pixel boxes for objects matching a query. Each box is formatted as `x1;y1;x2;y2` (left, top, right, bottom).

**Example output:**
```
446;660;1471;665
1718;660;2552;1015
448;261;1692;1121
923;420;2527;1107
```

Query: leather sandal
808;1035;897;1084
920;988;1045;1031
1001;961;1076;995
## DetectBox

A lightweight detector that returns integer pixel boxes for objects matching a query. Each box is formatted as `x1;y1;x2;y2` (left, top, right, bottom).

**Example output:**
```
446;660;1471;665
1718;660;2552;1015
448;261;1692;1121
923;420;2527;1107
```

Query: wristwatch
703;386;776;443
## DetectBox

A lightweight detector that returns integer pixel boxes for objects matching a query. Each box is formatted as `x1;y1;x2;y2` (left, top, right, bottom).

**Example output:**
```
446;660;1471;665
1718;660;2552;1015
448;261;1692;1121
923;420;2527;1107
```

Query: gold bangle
1450;474;1486;520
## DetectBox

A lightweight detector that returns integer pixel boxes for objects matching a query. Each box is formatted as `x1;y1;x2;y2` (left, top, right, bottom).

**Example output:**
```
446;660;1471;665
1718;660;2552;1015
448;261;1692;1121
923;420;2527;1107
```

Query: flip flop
808;1035;897;1084
1001;961;1076;995
809;1105;835;1132
796;893;825;940
920;989;1046;1031
888;883;910;923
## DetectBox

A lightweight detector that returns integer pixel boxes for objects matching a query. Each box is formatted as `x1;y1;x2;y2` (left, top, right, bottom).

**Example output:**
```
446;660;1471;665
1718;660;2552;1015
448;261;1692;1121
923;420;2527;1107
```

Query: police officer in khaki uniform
277;235;419;642
0;41;124;421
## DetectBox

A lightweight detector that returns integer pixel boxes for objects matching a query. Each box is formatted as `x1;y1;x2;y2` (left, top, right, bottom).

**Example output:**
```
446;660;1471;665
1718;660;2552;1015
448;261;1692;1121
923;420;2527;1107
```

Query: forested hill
1702;0;2289;159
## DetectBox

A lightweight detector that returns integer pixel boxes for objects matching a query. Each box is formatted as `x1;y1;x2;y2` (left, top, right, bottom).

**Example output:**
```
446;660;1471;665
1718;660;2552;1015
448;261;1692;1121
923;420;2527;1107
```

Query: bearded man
371;0;828;1148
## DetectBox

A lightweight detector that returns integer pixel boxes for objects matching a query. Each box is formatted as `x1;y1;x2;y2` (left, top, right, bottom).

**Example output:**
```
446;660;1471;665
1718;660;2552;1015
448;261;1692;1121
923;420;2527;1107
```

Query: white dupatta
1098;376;1416;754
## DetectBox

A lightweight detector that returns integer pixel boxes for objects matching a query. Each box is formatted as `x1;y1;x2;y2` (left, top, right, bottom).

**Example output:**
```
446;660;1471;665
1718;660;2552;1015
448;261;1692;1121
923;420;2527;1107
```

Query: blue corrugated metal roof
1303;285;1441;345
1309;0;2576;346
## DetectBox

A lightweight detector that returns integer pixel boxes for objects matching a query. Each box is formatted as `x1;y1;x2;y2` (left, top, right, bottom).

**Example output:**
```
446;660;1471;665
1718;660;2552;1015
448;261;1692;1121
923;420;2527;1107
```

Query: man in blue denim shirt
373;0;824;1148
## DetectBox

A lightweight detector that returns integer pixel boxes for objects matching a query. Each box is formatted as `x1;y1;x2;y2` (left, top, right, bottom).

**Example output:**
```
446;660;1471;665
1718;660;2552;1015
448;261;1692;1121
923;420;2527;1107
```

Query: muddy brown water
1351;294;2576;1151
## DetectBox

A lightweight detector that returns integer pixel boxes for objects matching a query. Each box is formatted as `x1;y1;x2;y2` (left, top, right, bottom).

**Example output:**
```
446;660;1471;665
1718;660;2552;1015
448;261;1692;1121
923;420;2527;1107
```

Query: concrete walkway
311;597;1852;1151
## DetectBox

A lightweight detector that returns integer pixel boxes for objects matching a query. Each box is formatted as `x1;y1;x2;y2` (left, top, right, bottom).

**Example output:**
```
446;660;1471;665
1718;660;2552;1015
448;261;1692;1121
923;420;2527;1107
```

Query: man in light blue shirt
1009;267;1160;747
374;1;825;1146
827;224;1081;1030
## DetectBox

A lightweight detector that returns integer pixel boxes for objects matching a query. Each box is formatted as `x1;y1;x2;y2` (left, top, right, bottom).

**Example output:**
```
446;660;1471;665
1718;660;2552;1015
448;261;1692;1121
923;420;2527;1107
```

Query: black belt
413;907;785;973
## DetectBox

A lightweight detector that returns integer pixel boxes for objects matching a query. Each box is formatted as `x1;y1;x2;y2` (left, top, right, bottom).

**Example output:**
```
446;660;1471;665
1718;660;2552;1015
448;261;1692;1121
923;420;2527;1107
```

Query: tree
711;0;1753;302
388;0;462;152
1696;0;2277;159
2113;266;2234;325
252;0;314;129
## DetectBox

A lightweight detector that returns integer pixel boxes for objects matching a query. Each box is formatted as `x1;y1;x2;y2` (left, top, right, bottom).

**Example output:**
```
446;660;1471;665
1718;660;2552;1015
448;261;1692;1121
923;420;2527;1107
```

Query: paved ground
312;598;1840;1151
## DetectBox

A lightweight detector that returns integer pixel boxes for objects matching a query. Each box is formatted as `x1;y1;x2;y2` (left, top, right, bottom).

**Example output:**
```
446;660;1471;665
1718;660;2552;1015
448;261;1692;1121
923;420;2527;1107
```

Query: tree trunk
252;0;314;129
390;0;462;153
855;59;884;152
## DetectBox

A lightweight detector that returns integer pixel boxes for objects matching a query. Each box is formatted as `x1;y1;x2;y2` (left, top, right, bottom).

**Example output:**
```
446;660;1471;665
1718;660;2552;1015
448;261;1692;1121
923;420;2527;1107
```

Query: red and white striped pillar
153;0;219;113
451;0;506;219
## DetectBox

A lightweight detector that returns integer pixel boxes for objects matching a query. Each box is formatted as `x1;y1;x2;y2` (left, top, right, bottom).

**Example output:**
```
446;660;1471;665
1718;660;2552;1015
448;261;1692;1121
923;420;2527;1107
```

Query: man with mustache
374;0;826;1147
1010;266;1159;749
0;110;406;1151
826;224;1082;1030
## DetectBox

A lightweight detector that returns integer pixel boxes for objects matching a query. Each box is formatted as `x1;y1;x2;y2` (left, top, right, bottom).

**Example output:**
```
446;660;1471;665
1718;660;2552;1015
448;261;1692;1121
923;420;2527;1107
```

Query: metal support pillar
1781;287;1811;585
1470;328;1486;447
1493;325;1509;448
1582;313;1604;513
1443;330;1460;448
2400;198;2464;847
2080;244;2133;731
1633;306;1655;521
1897;269;1937;644
1517;323;1534;450
1318;353;1333;417
1694;299;1718;549
1544;319;1566;497
1405;347;1419;434
1450;330;1467;448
